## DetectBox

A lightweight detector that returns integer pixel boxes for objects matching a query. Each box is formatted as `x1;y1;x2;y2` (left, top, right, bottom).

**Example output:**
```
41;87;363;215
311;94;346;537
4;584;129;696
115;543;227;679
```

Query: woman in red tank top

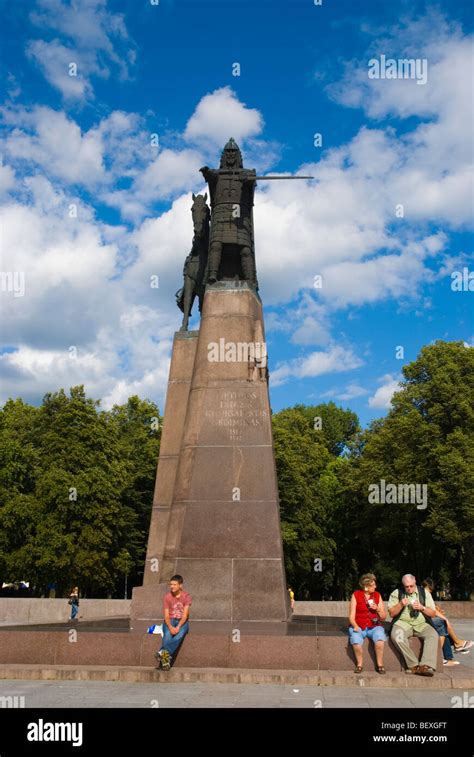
348;573;387;673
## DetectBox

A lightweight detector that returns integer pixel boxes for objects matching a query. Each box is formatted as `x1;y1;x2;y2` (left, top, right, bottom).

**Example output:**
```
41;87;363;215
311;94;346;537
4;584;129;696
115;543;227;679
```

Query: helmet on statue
220;137;243;169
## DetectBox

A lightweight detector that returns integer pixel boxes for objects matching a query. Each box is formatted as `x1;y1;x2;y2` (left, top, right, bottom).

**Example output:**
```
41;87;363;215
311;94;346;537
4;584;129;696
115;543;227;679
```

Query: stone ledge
2;599;471;626
0;664;471;689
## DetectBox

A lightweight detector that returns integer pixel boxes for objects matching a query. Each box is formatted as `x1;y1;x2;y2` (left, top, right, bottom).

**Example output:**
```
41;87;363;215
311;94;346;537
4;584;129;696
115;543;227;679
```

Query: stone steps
0;664;471;689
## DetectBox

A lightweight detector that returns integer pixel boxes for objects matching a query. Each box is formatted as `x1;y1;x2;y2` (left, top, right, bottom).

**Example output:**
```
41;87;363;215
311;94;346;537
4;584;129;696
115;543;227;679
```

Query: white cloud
0;160;15;197
1;106;157;207
3;105;104;185
271;345;364;387
0;179;119;348
184;87;264;147
326;12;473;230
119;148;205;215
30;0;129;58
0;177;193;408
26;40;94;100
291;316;332;346
368;374;401;409
0;90;268;221
267;293;332;346
321;383;369;401
315;234;446;309
27;0;136;100
91;111;150;179
123;192;200;305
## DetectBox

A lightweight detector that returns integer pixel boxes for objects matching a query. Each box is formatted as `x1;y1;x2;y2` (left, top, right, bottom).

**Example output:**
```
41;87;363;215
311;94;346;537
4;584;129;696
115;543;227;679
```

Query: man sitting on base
389;573;439;676
155;575;192;671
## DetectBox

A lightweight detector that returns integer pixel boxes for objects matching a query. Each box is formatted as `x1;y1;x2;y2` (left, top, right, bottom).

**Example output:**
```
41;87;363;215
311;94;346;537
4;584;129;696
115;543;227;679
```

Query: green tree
345;341;474;597
272;408;337;597
0;388;162;598
0;399;41;582
2;388;129;595
109;395;162;591
294;401;360;456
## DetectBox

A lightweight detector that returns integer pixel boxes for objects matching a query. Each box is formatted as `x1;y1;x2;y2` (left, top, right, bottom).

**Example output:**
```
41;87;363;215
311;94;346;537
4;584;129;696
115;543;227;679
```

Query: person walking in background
422;578;472;663
155;575;192;671
348;573;387;674
68;586;79;621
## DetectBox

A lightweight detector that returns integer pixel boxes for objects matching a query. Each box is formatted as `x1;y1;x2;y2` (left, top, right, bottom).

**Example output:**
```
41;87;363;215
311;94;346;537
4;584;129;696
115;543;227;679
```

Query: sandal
376;665;386;674
354;665;363;673
454;641;473;652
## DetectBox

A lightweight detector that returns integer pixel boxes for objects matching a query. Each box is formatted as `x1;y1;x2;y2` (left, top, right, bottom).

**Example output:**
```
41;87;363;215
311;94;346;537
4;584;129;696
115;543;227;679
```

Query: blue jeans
160;617;189;656
431;617;453;660
348;625;387;645
70;603;78;620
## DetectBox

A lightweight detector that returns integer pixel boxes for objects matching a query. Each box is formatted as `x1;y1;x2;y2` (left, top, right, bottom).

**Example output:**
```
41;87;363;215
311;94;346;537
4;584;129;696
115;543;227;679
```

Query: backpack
391;585;436;628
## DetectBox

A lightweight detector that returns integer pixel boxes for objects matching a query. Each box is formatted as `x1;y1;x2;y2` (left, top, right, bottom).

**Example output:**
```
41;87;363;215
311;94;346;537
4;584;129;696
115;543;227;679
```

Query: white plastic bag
146;623;163;635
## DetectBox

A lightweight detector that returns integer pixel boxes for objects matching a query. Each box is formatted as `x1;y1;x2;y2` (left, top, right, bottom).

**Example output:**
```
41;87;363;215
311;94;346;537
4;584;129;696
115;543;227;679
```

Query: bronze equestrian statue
175;193;209;331
176;139;312;329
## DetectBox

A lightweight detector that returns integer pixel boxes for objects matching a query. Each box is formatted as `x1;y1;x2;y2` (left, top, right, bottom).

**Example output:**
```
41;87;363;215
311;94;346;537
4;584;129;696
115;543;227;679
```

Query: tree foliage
0;387;161;597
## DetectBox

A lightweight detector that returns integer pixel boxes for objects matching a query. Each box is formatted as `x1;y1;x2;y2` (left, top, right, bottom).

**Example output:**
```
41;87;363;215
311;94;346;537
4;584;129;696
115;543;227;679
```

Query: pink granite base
0;629;443;671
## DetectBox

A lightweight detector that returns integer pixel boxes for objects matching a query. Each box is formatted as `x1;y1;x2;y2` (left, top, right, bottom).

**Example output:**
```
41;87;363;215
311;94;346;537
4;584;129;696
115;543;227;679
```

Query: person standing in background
68;586;79;621
288;587;295;612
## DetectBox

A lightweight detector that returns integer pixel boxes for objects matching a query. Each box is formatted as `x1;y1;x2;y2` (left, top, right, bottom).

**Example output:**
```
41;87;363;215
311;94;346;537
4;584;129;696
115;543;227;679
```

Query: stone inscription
203;389;267;442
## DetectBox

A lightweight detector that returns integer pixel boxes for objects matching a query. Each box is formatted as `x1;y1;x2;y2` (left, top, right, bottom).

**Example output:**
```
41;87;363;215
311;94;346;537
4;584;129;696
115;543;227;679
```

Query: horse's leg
180;277;194;331
197;284;204;313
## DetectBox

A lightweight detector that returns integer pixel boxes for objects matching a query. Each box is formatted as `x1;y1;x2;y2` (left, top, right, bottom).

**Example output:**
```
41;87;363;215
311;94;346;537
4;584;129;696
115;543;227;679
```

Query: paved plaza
1;678;473;708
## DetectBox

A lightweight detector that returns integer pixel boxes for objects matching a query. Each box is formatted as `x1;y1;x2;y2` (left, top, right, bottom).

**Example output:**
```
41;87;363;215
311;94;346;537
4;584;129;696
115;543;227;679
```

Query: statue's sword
253;175;314;180
215;172;314;180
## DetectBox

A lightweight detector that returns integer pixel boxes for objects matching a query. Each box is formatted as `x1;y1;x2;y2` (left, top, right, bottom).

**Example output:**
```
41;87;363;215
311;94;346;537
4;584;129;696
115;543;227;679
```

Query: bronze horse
176;193;210;331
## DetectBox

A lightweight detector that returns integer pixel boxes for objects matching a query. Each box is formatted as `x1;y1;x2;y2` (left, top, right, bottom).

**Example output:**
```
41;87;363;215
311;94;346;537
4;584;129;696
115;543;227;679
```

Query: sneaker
154;650;161;667
454;641;473;652
160;650;171;671
443;659;460;666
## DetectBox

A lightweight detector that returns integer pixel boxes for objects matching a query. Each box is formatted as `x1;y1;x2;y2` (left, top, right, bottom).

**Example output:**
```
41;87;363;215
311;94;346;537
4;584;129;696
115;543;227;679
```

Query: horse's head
191;193;210;238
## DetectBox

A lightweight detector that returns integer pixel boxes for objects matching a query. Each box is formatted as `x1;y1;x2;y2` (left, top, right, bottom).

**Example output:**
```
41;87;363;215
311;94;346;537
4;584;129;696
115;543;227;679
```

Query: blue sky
0;0;472;426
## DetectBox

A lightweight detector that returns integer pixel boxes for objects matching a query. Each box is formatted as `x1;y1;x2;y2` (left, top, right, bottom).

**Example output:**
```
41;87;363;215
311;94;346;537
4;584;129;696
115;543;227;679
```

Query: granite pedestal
131;282;289;630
